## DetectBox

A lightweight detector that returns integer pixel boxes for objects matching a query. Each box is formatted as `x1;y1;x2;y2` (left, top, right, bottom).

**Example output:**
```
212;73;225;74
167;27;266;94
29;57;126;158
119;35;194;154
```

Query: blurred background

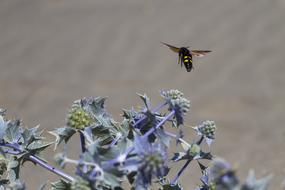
0;0;285;189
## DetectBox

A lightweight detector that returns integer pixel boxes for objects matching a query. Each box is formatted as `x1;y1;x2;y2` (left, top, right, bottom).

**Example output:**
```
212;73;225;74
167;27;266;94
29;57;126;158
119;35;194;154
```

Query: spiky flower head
67;106;94;130
134;136;168;188
197;120;216;139
161;89;184;100
170;97;191;114
194;120;216;146
71;177;91;190
161;90;190;126
208;158;239;190
197;158;238;190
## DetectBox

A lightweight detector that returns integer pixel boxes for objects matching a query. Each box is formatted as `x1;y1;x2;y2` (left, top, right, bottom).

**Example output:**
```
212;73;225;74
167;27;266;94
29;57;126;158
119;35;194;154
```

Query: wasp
162;42;211;72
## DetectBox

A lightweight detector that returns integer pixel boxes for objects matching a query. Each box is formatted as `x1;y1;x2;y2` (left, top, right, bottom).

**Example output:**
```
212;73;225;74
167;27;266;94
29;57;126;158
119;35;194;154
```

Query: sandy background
1;0;285;189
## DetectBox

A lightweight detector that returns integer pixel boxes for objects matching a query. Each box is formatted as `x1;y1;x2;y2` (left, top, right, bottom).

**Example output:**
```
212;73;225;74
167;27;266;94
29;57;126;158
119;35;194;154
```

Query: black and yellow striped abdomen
183;54;193;72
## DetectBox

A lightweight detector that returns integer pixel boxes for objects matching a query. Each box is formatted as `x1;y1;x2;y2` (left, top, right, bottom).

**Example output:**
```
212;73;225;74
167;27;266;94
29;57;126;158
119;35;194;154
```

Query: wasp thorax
179;47;190;54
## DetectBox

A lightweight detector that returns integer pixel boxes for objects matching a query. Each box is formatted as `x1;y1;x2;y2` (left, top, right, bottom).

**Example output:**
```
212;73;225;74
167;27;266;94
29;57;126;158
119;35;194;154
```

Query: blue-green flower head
198;120;216;139
161;90;190;126
197;158;237;190
161;90;190;112
67;106;94;130
194;120;216;146
208;158;238;189
170;97;190;114
134;136;168;188
161;89;184;100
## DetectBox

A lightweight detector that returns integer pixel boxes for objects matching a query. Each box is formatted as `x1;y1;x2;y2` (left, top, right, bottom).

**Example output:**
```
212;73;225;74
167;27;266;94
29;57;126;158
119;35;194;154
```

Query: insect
162;42;211;72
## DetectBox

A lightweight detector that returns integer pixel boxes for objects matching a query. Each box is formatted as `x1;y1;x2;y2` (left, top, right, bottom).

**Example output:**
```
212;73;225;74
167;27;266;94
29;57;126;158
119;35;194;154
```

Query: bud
161;89;184;100
171;97;190;115
67;107;94;129
197;120;216;139
189;143;201;157
161;90;190;126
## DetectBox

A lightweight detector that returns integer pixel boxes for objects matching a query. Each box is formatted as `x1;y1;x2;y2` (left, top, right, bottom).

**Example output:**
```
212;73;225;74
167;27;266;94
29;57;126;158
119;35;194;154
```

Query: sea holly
161;90;190;126
131;135;169;189
193;120;217;146
195;159;272;190
0;90;274;189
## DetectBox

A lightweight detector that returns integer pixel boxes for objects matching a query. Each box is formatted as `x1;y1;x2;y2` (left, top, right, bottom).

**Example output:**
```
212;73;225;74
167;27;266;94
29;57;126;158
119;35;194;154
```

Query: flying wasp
162;42;211;72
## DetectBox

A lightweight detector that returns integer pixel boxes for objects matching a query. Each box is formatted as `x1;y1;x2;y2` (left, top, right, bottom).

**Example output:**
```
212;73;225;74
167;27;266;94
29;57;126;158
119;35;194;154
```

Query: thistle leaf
51;179;71;190
137;93;151;109
26;140;53;152
49;127;76;150
7;158;20;182
4;120;22;144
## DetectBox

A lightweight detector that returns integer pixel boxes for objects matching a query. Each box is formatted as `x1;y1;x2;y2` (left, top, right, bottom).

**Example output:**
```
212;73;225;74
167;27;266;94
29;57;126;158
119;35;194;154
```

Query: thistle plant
0;90;272;189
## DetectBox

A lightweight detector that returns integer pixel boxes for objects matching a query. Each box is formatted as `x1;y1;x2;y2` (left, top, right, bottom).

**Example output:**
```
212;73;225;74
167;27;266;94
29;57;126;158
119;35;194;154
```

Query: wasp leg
179;53;183;67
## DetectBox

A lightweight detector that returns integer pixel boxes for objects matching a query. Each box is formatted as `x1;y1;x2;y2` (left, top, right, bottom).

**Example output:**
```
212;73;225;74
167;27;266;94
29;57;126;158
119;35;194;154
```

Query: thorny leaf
51;179;71;190
49;127;76;150
4;120;22;144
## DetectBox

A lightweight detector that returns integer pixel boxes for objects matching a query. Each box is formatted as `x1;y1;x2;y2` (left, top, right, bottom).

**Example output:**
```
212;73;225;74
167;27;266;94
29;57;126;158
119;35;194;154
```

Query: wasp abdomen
183;54;193;72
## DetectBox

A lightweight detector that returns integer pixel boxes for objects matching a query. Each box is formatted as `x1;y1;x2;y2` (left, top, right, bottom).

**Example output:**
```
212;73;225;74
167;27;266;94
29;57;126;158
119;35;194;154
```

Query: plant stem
107;133;122;149
170;136;205;185
0;142;20;149
127;110;175;155
79;131;86;153
65;158;100;168
3;149;21;155
196;136;204;145
29;155;75;182
142;110;175;139
171;159;192;185
132;102;167;128
106;110;175;166
0;142;75;182
164;131;191;147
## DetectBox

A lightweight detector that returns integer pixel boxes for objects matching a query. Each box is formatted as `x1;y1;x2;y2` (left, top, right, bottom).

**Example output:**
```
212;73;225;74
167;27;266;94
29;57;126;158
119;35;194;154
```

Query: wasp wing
190;50;211;57
161;42;180;53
